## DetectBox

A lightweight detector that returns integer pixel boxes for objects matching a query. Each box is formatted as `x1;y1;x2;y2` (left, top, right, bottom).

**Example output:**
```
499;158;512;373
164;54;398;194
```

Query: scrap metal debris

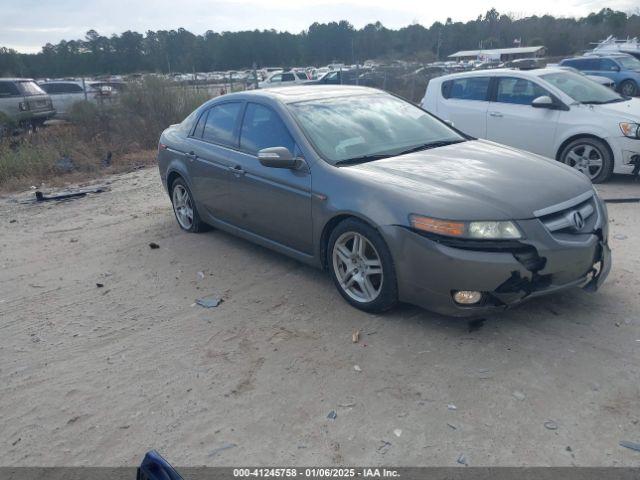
457;453;467;465
196;296;222;308
34;186;107;202
96;283;104;288
619;440;640;452
327;410;337;420
148;242;160;249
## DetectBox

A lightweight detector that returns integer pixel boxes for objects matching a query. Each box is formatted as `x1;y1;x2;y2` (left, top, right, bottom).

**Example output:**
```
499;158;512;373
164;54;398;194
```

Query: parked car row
421;67;640;183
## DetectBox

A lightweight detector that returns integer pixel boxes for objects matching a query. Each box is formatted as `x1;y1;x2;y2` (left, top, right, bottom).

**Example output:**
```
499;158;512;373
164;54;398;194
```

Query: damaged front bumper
382;202;611;317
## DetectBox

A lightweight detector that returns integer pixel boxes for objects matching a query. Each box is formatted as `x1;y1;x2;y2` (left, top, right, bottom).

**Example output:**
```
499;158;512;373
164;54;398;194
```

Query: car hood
589;97;640;121
347;140;592;221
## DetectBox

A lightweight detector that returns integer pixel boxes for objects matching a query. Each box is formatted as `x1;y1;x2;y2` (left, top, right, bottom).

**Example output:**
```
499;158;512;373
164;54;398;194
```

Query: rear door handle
229;165;245;176
489;111;503;118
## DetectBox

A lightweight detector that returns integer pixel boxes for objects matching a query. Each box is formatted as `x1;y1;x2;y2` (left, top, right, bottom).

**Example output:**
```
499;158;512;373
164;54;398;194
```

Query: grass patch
0;76;209;191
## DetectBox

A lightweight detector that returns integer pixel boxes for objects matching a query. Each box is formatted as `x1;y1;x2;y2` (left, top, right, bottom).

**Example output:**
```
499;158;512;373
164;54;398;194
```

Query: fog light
452;290;483;305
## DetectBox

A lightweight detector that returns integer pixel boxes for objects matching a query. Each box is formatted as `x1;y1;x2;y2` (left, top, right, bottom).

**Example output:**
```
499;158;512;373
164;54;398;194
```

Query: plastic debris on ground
196;296;223;308
457;453;467;465
377;441;392;455
148;242;160;249
512;390;526;401
327;410;337;420
619;440;640;452
448;404;457;410
393;429;402;437
209;442;237;458
544;420;558;430
353;365;362;372
352;329;360;343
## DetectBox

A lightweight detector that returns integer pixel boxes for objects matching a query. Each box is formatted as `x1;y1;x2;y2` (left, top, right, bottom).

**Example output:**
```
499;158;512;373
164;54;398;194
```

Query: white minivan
421;68;640;182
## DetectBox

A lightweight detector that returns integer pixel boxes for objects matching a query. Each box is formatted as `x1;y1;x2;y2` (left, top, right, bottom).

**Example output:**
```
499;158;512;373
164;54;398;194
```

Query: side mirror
531;95;555;109
258;147;298;169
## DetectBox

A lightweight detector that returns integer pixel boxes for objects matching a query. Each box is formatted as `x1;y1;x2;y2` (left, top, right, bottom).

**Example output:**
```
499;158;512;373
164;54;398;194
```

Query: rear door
0;81;22;119
485;76;559;158
231;102;313;253
186;101;245;225
438;76;491;137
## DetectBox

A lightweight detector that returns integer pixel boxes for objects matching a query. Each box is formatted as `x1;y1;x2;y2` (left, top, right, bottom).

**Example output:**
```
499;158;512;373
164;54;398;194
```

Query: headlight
410;215;522;239
619;122;640;139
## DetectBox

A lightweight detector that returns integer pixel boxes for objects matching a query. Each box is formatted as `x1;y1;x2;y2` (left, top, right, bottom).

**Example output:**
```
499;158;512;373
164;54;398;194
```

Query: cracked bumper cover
382;219;611;317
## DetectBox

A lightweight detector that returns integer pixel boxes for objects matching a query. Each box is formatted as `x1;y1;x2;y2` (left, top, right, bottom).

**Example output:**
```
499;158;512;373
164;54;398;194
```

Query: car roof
0;78;35;82
433;67;569;82
222;85;382;104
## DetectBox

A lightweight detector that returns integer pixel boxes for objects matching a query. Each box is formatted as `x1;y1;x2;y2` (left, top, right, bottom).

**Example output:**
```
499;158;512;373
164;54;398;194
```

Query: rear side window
282;73;295;82
41;83;82;94
442;77;490;101
0;81;20;97
495;77;549;105
269;74;282;83
295;72;307;80
201;102;242;146
240;103;295;155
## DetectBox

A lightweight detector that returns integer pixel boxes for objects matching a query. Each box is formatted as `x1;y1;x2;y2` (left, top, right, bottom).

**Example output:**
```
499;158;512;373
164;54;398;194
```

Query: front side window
201;102;242;146
495;77;549;105
541;71;623;104
269;74;282;83
282;73;295;82
240;103;295;154
289;93;465;164
295;72;308;80
442;77;490;101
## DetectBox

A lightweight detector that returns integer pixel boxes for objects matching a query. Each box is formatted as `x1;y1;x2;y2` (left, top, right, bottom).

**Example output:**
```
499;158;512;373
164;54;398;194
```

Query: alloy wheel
172;184;194;230
332;231;383;303
564;143;604;180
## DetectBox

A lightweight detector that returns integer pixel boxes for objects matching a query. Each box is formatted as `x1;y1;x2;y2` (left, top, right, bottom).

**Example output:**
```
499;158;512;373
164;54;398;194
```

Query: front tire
559;137;613;184
170;177;207;233
619;79;638;97
328;218;398;313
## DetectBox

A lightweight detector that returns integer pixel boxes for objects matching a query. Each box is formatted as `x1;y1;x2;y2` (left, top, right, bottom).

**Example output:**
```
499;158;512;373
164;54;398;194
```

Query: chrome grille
535;191;598;235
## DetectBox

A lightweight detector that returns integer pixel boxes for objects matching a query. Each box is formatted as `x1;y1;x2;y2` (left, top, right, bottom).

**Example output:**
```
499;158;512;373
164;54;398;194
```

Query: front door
486;77;559;158
229;102;313;254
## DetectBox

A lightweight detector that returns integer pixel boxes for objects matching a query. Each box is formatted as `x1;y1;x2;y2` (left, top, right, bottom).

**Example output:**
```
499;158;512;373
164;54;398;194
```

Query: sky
2;0;639;53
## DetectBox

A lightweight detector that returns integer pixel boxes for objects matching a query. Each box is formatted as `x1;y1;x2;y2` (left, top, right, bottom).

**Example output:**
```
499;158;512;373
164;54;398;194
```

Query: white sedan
421;67;640;182
258;71;309;89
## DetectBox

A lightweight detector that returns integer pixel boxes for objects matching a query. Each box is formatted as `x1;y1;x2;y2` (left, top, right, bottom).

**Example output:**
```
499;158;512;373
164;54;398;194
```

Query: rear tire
619;79;638;97
328;218;398;313
170;177;208;233
559;137;613;184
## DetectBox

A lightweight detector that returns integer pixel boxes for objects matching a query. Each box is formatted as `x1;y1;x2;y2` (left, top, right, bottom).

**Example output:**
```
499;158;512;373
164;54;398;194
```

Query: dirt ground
0;168;639;467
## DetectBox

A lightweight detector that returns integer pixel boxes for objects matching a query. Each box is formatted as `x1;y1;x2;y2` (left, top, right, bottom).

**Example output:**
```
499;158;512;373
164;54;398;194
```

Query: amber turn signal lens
410;215;465;237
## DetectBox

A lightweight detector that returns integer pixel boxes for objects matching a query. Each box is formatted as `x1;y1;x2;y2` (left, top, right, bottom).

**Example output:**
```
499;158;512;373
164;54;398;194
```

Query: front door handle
488;111;503;118
229;165;245;176
186;151;197;161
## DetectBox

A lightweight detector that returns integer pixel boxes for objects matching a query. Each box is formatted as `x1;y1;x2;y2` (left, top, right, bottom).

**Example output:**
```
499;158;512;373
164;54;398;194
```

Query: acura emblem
571;211;585;230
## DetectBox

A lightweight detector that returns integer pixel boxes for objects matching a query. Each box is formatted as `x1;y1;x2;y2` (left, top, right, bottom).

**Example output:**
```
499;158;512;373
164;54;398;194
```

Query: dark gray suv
157;86;610;316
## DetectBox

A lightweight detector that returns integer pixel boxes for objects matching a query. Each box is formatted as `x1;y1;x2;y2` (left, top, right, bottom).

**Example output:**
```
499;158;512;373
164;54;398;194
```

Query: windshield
17;81;46;96
541;71;623;104
617;55;640;70
288;94;465;165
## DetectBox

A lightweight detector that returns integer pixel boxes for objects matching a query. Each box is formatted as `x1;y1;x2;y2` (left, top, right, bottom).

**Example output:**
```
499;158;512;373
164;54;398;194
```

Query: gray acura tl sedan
157;85;611;317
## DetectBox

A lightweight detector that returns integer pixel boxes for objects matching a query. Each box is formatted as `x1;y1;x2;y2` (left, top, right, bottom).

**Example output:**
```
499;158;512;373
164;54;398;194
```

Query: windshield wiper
334;154;392;166
582;98;626;105
395;139;466;156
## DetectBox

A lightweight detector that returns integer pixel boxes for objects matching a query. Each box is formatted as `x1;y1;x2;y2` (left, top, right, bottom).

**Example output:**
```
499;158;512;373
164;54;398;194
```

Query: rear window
442;77;490;101
17;81;46;96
